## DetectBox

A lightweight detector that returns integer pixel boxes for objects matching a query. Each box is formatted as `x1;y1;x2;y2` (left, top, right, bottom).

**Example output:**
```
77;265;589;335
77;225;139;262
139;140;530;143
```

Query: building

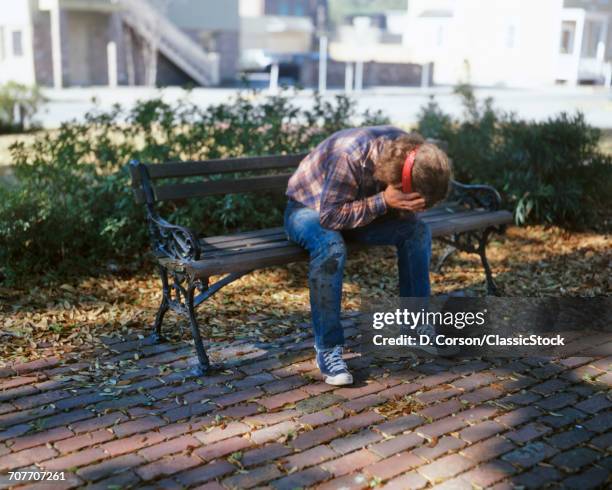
325;10;421;89
402;0;612;87
330;11;409;64
238;0;327;71
0;0;240;88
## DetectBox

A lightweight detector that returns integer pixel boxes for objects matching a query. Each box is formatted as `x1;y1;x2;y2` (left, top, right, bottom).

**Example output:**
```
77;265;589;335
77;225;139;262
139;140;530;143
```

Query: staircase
120;0;219;86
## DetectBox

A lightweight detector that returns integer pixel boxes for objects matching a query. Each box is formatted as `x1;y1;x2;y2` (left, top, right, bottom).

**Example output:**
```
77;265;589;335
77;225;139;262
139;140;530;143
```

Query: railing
120;0;219;85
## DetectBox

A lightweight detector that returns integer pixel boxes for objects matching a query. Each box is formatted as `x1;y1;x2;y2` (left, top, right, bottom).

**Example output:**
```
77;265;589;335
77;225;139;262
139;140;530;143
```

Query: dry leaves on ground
0;225;609;366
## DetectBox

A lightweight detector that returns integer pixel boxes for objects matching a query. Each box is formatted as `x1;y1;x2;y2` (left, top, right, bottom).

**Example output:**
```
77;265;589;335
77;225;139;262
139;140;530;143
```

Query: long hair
375;133;452;207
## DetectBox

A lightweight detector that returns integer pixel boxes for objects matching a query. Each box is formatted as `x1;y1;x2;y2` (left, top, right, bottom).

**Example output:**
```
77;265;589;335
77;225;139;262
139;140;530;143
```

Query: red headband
402;146;420;193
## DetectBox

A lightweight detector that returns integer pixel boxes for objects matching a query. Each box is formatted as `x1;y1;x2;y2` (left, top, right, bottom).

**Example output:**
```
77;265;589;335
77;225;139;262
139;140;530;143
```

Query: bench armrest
130;160;200;262
450;180;502;211
147;214;201;262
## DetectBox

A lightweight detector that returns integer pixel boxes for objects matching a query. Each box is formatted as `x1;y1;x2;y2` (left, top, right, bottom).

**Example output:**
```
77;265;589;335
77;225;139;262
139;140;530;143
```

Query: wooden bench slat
201;234;288;252
198;210;507;254
198;209;485;251
203;240;298;258
198;207;466;248
200;227;286;246
136;174;294;202
419;203;464;217
429;210;512;236
187;210;513;277
421;209;491;225
187;246;308;277
133;154;307;183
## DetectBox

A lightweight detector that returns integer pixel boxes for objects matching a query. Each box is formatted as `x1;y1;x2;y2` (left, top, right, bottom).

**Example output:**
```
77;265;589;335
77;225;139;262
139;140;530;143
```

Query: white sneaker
315;346;354;385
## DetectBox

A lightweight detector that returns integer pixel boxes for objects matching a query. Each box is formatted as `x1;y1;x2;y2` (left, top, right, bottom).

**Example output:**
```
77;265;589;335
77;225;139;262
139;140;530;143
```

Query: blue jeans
284;200;432;350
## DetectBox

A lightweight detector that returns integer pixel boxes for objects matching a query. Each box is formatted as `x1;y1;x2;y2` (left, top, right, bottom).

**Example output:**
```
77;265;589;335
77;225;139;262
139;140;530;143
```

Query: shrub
417;85;612;228
0;90;389;283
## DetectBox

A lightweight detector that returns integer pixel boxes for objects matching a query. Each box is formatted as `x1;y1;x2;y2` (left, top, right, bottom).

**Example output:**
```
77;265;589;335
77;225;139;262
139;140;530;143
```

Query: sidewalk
36;85;612;129
0;314;610;489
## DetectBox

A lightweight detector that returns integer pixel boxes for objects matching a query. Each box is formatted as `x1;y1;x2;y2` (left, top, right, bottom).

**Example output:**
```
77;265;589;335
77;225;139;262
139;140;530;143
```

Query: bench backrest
129;153;309;204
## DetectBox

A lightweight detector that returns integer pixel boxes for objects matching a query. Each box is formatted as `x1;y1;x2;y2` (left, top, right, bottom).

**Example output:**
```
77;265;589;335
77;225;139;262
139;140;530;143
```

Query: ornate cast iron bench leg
445;181;507;296
435;245;457;273
439;228;501;296
151;265;170;342
147;264;213;375
187;278;211;376
132;160;244;376
477;229;498;296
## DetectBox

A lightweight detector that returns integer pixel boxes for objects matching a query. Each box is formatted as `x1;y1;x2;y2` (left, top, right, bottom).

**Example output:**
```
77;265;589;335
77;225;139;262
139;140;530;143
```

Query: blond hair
374;133;452;207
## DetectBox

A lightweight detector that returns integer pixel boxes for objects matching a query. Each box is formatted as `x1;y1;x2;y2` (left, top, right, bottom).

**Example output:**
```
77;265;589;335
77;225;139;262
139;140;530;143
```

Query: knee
397;219;431;248
415;220;432;245
311;237;347;273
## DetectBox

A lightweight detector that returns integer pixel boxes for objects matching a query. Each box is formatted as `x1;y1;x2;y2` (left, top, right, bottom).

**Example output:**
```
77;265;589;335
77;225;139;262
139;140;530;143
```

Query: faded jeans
284;199;432;350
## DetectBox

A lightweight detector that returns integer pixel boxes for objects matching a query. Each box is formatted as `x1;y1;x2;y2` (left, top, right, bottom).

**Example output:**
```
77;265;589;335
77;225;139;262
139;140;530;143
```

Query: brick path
0;314;610;489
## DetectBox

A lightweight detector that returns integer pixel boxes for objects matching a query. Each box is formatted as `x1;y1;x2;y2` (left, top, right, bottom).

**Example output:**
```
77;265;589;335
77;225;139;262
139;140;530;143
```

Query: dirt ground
1;225;610;367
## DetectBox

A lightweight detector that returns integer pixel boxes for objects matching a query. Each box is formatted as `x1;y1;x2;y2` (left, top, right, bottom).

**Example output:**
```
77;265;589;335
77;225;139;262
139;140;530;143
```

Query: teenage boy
285;126;453;385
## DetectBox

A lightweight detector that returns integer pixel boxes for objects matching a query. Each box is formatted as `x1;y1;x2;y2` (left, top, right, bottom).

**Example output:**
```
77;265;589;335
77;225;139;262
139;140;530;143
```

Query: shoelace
322;346;348;373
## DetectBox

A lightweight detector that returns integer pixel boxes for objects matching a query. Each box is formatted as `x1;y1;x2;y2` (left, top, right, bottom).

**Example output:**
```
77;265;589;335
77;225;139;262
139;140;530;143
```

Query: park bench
129;151;512;374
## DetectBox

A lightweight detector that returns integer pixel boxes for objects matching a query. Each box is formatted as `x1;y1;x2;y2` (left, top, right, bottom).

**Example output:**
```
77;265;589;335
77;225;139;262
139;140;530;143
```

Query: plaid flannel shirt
286;125;407;230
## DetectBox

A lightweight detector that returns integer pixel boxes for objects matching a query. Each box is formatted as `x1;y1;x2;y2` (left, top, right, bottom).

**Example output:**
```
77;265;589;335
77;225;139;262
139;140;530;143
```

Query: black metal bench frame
129;153;512;375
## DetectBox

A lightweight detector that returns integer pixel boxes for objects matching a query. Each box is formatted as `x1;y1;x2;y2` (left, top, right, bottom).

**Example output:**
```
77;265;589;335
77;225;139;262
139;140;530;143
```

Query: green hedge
417;84;612;228
1;86;610;284
0;92;388;283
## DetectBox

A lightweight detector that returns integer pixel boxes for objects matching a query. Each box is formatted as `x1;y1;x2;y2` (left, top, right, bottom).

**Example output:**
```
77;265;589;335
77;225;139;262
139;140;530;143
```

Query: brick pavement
0;315;610;489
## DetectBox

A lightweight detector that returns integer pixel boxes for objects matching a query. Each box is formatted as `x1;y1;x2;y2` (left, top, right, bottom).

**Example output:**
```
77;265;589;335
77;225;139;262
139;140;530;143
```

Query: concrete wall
451;0;563;87
404;0;566;87
0;0;36;85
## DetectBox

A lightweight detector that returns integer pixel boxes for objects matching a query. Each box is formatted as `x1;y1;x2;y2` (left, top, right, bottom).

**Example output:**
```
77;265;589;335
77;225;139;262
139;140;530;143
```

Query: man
285;126;452;385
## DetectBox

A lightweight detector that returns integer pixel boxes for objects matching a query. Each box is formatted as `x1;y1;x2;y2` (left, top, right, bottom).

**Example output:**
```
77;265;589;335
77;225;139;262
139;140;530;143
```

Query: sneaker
413;323;460;357
316;346;353;386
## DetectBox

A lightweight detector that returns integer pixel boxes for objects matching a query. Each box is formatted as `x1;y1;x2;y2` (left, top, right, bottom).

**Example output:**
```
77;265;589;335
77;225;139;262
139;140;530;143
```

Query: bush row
1;87;610;284
0;92;388;283
417;84;612;227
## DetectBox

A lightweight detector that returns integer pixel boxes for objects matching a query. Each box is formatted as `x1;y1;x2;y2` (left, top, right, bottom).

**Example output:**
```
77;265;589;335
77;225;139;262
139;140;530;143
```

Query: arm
319;153;388;230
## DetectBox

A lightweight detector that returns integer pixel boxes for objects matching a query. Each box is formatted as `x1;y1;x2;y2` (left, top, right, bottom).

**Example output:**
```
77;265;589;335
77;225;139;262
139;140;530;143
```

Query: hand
383;185;426;212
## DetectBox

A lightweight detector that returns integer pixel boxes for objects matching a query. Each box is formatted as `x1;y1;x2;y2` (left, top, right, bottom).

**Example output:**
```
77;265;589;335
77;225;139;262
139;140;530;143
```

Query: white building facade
403;0;612;87
0;0;240;88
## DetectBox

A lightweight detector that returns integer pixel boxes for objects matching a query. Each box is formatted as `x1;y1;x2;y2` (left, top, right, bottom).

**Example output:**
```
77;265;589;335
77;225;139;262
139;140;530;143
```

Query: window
294;1;305;16
560;21;576;54
12;30;23;57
